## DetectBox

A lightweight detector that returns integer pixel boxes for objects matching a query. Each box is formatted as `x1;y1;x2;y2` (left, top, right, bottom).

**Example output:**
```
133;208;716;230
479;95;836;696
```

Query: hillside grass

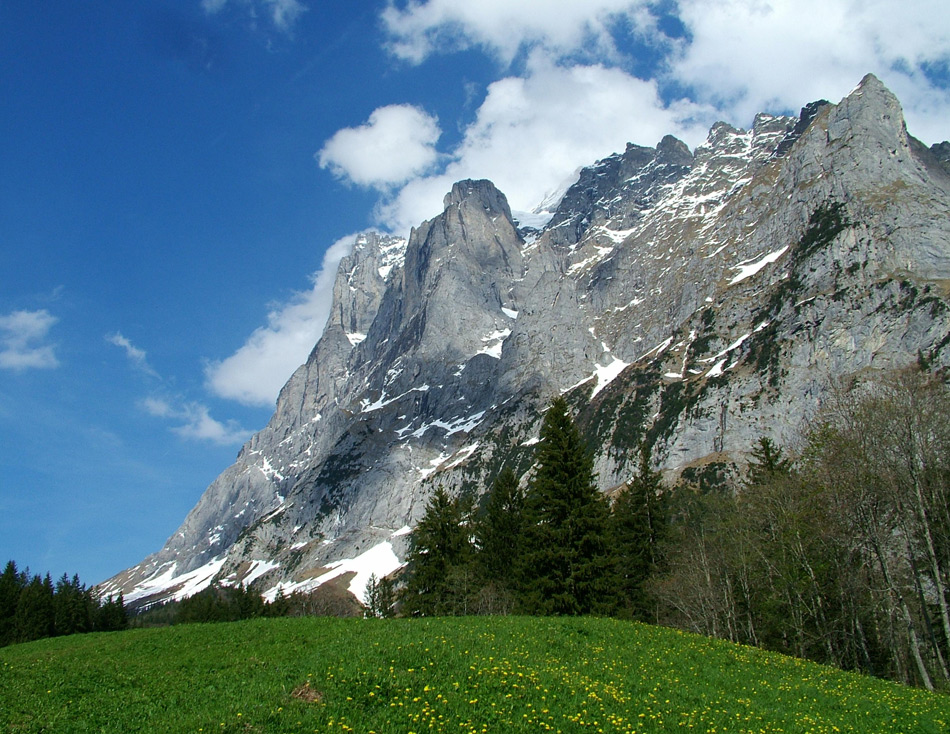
2;616;948;733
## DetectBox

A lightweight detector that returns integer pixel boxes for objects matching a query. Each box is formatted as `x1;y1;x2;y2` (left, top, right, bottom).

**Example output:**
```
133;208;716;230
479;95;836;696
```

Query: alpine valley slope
102;74;950;609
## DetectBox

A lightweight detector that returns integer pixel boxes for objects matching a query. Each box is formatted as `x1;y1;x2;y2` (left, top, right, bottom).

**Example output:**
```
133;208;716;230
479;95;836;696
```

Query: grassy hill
2;616;948;733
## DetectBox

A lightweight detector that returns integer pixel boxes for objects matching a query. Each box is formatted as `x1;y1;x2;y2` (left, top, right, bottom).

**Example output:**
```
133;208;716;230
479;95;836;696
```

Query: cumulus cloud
381;0;950;144
375;56;712;233
381;0;652;65
317;105;442;190
205;234;358;406
671;0;950;144
106;332;159;378
266;0;307;31
0;309;59;370
201;0;307;33
142;397;251;445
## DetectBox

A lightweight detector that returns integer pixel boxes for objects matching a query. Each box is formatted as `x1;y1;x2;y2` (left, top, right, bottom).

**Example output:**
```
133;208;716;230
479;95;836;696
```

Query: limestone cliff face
103;75;950;608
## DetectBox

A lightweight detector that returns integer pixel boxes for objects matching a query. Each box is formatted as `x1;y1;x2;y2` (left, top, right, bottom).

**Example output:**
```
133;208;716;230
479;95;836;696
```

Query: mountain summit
102;75;950;608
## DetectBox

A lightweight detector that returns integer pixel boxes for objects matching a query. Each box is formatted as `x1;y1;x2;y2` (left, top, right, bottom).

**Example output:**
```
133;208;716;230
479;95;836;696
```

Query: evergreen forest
0;562;127;647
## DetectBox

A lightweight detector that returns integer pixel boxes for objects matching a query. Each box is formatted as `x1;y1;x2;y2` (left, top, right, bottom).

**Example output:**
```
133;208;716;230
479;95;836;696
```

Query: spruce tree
364;574;396;618
747;437;791;486
15;574;55;642
401;487;471;616
609;443;667;619
467;467;526;614
519;397;612;615
0;561;25;646
475;466;525;584
95;593;128;631
53;573;92;636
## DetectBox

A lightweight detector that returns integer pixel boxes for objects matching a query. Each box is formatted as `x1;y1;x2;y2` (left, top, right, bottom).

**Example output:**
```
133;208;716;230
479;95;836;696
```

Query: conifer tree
95;593;129;631
609;443;667;619
401;487;471;616
0;561;25;646
364;574;396;618
53;573;93;636
747;437;791;486
519;397;612;615
15;574;55;642
475;466;525;584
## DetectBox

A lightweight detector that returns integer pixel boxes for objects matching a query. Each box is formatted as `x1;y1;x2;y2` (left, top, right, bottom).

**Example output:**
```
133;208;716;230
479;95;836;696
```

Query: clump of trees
654;369;950;690
399;368;950;690
0;562;127;647
399;396;667;619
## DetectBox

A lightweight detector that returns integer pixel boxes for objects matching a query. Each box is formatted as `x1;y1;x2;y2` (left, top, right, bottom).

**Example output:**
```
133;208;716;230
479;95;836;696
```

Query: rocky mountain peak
546;135;696;248
405;178;523;286
826;72;907;149
442;179;514;220
703;121;744;149
655;135;693;166
774;100;831;158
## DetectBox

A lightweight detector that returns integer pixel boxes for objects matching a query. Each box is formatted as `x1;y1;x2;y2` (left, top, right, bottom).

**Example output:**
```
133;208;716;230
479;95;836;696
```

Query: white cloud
671;0;950;143
0;309;59;370
201;0;307;33
375;55;712;233
265;0;307;31
381;0;652;65
205;233;358;406
381;0;950;146
106;332;159;378
317;105;442;190
142;397;251;446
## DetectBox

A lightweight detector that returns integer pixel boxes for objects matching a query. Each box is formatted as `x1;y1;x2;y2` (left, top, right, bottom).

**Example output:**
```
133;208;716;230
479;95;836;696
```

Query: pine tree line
0;562;127;647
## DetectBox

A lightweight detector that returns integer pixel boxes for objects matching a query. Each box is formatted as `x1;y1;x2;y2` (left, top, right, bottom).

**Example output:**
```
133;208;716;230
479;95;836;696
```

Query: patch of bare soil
291;682;324;703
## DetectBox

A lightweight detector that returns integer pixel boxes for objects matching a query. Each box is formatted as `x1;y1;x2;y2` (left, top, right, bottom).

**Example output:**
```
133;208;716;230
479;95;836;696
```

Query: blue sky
2;0;948;586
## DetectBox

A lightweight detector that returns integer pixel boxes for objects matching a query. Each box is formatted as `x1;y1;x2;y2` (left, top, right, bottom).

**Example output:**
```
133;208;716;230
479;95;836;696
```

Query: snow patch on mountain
729;245;790;284
590;359;629;398
240;559;280;586
261;541;404;604
125;556;227;605
376;237;408;281
477;328;511;359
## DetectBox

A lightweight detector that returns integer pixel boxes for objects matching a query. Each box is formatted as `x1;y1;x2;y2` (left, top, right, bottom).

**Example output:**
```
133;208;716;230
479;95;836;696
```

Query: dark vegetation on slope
0;562;127;647
1;563;367;644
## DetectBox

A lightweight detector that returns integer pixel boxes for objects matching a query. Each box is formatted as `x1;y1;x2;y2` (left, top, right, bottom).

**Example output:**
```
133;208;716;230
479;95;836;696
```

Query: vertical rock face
103;75;950;609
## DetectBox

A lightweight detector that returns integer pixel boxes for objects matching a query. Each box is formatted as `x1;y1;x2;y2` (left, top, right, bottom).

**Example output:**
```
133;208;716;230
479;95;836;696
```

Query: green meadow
2;616;948;733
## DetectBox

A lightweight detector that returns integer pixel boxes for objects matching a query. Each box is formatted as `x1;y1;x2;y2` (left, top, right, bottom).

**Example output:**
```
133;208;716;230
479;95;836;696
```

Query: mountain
101;74;950;609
